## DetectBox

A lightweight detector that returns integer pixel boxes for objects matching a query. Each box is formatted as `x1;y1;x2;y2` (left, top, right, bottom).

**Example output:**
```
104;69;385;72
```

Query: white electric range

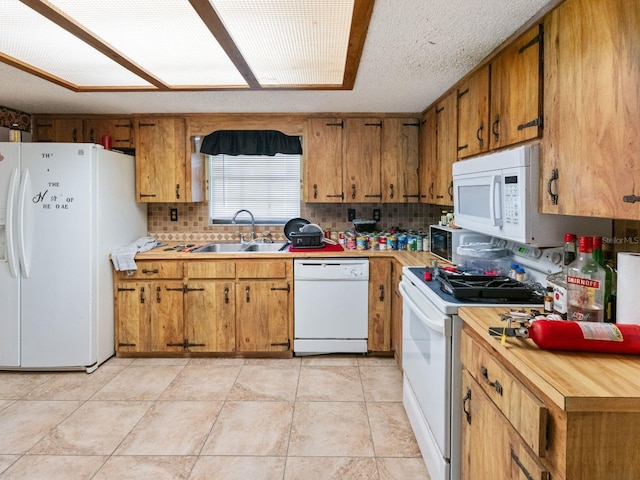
399;241;562;480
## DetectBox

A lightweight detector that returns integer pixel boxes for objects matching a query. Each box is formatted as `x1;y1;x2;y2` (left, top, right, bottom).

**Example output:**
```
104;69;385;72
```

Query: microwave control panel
503;175;519;225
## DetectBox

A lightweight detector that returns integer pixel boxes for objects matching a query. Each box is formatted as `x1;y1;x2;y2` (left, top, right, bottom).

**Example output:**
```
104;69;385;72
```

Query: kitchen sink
191;242;289;253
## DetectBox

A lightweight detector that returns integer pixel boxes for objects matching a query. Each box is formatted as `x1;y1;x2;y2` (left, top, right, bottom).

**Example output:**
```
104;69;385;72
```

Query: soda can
408;235;417;251
388;235;397;250
356;236;367;250
378;235;387;251
397;234;407;251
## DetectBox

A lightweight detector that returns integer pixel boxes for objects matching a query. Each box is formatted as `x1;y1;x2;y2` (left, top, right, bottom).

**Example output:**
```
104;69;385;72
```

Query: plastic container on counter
456;243;511;276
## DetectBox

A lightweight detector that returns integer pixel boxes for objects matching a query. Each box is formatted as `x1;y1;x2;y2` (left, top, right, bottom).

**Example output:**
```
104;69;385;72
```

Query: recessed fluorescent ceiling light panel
0;0;369;92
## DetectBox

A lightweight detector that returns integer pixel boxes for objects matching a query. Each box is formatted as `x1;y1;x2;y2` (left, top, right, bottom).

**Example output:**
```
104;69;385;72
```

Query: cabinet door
84;118;134;148
435;92;457;206
136;117;186;202
343;118;382;202
457;65;490;159
391;260;403;366
115;282;151;353
490;25;542;149
381;118;420;203
461;370;550;480
368;258;392;352
304;118;344;202
33;117;83;143
236;281;290;352
150;282;185;352
419;107;437;203
542;0;640;219
185;281;236;352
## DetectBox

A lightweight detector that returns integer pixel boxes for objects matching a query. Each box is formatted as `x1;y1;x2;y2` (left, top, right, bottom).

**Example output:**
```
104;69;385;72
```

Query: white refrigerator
0;143;147;372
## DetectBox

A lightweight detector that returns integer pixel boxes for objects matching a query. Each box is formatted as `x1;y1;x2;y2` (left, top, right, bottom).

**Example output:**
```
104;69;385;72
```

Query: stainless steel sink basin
191;242;288;253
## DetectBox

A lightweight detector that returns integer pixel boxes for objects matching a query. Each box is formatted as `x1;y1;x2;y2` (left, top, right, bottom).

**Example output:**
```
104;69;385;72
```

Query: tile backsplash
147;202;640;265
148;202;449;243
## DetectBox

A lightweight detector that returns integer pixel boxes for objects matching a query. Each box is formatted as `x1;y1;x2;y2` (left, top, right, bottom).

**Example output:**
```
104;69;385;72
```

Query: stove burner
437;271;539;300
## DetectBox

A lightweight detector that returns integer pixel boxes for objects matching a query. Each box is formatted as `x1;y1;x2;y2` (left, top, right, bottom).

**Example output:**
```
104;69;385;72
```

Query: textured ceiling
0;0;557;115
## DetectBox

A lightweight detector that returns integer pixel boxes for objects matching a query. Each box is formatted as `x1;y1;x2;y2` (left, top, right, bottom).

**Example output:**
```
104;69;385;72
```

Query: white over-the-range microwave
452;144;611;247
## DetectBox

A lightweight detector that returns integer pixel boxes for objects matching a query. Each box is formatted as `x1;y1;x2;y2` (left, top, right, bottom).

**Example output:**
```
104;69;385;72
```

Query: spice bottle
544;286;554;313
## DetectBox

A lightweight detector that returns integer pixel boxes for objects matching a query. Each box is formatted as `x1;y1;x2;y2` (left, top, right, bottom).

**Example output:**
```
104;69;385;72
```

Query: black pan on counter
283;217;310;240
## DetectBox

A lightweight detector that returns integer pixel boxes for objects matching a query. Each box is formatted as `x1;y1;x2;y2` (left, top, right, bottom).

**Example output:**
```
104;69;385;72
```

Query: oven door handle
399;280;448;336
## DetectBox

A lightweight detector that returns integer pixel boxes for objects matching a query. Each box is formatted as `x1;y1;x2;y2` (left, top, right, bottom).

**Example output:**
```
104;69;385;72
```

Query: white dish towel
111;237;159;273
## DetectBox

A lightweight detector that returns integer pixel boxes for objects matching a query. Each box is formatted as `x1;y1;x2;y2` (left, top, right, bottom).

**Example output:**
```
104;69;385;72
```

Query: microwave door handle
490;175;503;227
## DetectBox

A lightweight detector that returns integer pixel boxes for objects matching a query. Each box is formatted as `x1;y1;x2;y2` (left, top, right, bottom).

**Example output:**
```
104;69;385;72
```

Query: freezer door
0;143;21;366
19;144;95;368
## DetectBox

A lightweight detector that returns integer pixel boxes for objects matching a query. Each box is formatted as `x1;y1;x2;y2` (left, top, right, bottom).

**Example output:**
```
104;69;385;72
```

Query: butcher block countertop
459;306;640;412
134;242;440;267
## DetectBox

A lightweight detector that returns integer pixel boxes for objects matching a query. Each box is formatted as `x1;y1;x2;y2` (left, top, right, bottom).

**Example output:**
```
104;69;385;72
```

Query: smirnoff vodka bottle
567;236;606;322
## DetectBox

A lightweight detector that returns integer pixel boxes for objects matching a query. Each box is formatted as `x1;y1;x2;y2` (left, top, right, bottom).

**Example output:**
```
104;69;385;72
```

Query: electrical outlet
347;208;356;221
373;208;381;222
170;208;178;222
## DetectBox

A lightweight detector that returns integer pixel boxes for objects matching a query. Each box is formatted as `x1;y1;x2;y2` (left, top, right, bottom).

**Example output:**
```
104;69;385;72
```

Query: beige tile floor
0;355;430;480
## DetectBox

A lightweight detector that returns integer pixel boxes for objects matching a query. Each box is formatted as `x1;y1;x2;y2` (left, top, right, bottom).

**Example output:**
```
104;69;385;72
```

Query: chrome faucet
231;209;255;243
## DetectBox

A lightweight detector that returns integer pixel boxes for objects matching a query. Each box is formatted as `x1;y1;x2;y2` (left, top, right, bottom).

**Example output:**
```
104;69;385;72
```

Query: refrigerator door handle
6;168;19;278
17;167;31;279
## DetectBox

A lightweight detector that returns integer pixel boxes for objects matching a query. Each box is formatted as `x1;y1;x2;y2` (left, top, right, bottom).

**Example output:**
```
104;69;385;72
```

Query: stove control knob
550;252;563;265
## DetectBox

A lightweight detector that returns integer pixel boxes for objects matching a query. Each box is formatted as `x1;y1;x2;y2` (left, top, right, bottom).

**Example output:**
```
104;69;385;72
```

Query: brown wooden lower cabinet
114;259;292;356
368;258;392;352
115;256;399;358
460;307;640;480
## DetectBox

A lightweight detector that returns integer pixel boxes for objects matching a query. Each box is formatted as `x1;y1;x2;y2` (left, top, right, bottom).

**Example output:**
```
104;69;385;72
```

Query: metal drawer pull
379;284;384;301
142;268;159;274
246;286;250;302
462;387;472;424
510;448;537;480
480;366;503;395
224;287;229;304
270;285;291;293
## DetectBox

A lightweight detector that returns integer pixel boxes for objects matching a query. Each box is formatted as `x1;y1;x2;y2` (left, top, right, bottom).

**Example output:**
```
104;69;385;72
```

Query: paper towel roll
616;252;640;325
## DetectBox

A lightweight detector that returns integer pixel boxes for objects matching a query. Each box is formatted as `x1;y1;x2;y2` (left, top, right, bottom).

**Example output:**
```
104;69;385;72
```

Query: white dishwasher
293;258;369;354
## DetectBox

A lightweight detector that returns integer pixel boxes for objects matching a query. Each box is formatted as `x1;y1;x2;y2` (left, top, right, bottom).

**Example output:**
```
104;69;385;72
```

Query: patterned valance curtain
200;130;302;156
1;105;31;132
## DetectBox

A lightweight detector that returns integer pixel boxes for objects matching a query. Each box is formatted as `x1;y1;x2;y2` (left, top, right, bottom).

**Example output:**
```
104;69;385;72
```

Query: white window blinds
208;153;301;224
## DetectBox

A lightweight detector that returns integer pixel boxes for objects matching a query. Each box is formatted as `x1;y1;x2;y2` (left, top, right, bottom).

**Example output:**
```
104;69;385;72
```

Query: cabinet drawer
462;331;548;457
115;261;183;279
508;432;550;480
236;259;289;279
188;261;235;279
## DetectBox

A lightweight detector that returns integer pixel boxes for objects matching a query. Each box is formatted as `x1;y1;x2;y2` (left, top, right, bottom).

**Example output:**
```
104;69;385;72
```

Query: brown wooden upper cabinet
33;117;83;143
343;118;382;202
381;118;420;203
304;118;345;203
135;117;193;203
419;107;437;203
457;65;490;158
489;24;543;150
420;92;457;206
83;118;133;149
456;25;542;159
541;0;640;220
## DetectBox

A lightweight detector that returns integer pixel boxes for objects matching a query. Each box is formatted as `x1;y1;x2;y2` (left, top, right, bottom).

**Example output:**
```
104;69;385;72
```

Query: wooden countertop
134;241;439;267
459;307;640;412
